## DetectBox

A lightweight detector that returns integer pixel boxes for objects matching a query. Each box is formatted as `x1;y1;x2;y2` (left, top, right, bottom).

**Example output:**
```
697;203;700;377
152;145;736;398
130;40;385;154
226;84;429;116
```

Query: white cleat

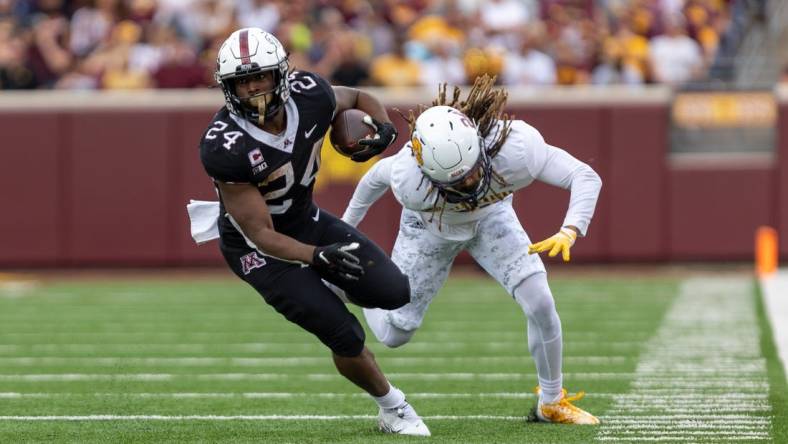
378;402;431;436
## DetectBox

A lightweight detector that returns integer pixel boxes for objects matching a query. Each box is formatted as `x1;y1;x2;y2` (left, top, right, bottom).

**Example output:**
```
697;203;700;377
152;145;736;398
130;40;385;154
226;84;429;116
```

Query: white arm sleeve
531;143;602;237
341;156;395;227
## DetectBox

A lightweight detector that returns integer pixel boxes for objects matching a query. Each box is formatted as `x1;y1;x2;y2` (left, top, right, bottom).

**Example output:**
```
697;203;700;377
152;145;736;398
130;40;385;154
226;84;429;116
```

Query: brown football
330;109;375;157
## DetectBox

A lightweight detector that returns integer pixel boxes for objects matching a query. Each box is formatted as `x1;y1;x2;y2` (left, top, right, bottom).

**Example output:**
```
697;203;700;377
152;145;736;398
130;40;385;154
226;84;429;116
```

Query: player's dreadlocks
403;74;512;161
399;75;513;224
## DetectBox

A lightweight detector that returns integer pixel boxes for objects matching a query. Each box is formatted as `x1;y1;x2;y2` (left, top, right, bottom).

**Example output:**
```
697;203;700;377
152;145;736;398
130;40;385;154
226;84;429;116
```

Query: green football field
0;271;785;443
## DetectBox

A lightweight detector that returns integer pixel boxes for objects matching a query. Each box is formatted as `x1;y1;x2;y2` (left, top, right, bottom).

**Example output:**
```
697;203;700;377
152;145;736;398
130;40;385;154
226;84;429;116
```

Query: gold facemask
247;95;268;126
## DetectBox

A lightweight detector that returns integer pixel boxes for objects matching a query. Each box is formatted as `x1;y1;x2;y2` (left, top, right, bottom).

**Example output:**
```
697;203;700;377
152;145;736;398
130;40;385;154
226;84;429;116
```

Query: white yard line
0;341;641;354
0;372;633;382
0;355;630;366
0;414;525;421
0;391;624;400
0;391;772;401
0;391;772;404
760;269;788;382
597;436;770;442
597;277;771;443
0;331;643;341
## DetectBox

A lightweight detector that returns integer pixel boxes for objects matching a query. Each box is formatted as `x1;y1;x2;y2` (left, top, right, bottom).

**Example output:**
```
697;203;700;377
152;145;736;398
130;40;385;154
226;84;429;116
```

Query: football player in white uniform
341;76;603;424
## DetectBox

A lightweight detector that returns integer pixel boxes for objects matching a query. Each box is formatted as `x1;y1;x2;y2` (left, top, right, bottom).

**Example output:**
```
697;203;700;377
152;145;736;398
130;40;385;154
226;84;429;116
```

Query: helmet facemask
431;137;492;208
219;62;289;127
412;106;493;209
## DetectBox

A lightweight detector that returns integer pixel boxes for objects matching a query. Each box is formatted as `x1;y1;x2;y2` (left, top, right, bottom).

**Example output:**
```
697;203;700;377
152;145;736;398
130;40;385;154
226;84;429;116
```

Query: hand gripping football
330;109;375;157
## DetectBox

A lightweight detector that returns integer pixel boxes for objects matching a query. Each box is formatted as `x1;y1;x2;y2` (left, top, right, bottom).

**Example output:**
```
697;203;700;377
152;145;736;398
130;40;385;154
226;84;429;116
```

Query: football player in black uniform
198;28;429;436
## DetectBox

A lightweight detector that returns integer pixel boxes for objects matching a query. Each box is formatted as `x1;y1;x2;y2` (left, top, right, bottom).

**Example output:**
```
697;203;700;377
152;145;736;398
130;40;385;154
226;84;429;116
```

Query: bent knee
376;273;411;310
380;324;415;348
322;318;366;357
528;296;557;320
515;274;554;312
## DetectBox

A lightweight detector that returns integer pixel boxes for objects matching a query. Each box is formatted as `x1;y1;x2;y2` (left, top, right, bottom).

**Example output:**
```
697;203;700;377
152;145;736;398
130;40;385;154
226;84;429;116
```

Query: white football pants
363;202;562;395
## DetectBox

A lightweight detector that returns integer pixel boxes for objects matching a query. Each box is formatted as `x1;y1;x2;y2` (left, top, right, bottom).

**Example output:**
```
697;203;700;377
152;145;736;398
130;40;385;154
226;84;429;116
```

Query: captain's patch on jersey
240;251;267;275
248;149;265;166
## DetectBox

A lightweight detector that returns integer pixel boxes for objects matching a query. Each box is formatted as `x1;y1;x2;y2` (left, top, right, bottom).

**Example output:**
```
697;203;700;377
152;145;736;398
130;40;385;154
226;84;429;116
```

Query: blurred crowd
0;0;731;90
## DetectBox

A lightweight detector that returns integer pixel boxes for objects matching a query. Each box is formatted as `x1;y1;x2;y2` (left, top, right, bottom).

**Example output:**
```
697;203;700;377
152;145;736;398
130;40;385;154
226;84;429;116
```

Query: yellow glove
528;227;578;262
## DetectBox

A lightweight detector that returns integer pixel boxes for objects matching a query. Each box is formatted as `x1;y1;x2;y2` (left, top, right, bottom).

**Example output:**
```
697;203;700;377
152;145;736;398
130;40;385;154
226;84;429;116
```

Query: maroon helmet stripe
239;30;251;65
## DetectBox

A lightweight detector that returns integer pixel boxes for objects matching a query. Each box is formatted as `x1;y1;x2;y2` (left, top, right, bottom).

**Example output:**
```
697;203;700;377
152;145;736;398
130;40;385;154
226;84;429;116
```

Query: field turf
0;272;783;443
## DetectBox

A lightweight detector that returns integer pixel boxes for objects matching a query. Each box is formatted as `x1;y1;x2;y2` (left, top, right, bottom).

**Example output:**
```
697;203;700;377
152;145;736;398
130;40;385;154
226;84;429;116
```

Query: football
330;109;375;157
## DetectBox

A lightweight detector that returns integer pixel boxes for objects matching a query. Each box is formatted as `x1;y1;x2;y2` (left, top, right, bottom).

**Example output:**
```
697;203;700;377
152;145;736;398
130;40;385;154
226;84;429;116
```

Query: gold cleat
534;387;600;425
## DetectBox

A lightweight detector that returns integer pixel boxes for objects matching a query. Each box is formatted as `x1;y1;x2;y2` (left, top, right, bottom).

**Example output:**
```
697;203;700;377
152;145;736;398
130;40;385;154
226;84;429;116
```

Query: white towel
186;200;221;244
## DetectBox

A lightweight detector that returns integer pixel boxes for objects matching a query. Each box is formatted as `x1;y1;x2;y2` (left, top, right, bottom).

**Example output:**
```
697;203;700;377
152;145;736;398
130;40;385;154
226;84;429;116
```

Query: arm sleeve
341;156;395;227
530;142;602;237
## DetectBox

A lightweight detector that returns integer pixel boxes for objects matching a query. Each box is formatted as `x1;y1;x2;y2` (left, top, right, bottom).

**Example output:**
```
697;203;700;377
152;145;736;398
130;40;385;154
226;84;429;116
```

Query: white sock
532;327;563;403
372;384;406;409
538;374;563;404
514;273;564;404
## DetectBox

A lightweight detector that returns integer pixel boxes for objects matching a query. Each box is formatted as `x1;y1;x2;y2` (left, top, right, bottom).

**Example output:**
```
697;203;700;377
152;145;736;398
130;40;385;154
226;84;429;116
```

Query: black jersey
199;71;336;240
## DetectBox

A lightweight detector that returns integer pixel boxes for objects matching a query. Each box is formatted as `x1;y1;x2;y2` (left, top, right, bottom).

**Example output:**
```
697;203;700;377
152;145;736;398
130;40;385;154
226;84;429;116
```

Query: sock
514;273;564;404
372;383;406;409
538;374;563;404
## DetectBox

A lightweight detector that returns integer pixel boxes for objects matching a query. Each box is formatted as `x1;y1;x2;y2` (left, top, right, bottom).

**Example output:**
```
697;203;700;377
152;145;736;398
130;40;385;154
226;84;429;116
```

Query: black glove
312;242;364;281
352;115;398;162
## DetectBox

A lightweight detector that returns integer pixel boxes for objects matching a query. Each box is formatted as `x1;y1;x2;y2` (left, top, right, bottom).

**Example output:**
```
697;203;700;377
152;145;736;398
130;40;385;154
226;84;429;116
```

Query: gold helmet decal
411;137;424;166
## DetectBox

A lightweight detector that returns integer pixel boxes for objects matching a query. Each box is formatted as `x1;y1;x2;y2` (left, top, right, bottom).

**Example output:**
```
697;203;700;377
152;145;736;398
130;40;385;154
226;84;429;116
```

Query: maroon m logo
240;252;266;275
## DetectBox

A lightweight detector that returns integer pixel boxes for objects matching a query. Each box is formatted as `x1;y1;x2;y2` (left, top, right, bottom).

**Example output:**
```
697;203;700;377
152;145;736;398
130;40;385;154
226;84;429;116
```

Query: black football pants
221;206;410;357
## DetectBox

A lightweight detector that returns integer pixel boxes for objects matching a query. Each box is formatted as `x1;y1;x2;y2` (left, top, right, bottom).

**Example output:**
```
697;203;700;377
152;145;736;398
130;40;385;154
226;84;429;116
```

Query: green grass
0;273;781;443
756;280;788;444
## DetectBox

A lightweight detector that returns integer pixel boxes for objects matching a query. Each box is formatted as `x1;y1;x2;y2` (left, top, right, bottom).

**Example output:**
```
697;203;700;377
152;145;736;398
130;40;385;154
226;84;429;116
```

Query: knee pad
377;273;411;310
321;317;366;357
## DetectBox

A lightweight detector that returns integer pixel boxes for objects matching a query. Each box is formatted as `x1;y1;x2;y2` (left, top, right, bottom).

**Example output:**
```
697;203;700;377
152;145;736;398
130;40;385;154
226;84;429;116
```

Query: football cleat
378;401;431;436
534;387;600;425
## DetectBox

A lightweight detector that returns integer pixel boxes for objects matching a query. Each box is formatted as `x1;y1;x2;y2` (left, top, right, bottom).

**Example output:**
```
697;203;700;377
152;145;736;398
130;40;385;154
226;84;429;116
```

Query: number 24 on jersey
205;121;243;150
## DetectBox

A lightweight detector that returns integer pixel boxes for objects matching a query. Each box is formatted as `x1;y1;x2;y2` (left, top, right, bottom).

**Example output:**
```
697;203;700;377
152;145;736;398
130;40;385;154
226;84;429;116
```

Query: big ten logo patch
240;252;267;275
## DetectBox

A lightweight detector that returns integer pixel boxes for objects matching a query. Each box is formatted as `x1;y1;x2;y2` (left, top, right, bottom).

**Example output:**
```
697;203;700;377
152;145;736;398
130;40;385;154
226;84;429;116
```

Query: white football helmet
411;106;491;204
215;28;290;124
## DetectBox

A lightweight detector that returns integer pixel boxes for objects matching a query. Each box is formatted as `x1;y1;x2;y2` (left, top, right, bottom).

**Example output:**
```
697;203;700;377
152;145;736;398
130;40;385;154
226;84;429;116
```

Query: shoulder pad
288;70;336;110
389;148;434;212
200;114;254;183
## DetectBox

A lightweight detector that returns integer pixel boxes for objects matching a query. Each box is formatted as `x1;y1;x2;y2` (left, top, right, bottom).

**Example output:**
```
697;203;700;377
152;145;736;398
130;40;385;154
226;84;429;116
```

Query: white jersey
342;119;602;241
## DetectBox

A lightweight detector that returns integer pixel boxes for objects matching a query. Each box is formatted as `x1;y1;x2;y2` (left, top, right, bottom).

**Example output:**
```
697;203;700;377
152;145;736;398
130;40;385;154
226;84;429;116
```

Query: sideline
760;269;788;381
596;277;770;442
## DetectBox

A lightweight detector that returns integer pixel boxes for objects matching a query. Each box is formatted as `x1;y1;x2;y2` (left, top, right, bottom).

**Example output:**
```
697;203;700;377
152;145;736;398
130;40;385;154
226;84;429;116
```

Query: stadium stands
0;0;738;90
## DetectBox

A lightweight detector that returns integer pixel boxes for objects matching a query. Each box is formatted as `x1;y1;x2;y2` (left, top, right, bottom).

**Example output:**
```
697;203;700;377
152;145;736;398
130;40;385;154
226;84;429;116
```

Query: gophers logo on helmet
411;137;424;166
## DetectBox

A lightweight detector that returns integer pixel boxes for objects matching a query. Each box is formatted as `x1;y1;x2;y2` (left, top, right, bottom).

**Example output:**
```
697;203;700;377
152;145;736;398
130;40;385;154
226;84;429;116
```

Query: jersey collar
229;98;299;153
